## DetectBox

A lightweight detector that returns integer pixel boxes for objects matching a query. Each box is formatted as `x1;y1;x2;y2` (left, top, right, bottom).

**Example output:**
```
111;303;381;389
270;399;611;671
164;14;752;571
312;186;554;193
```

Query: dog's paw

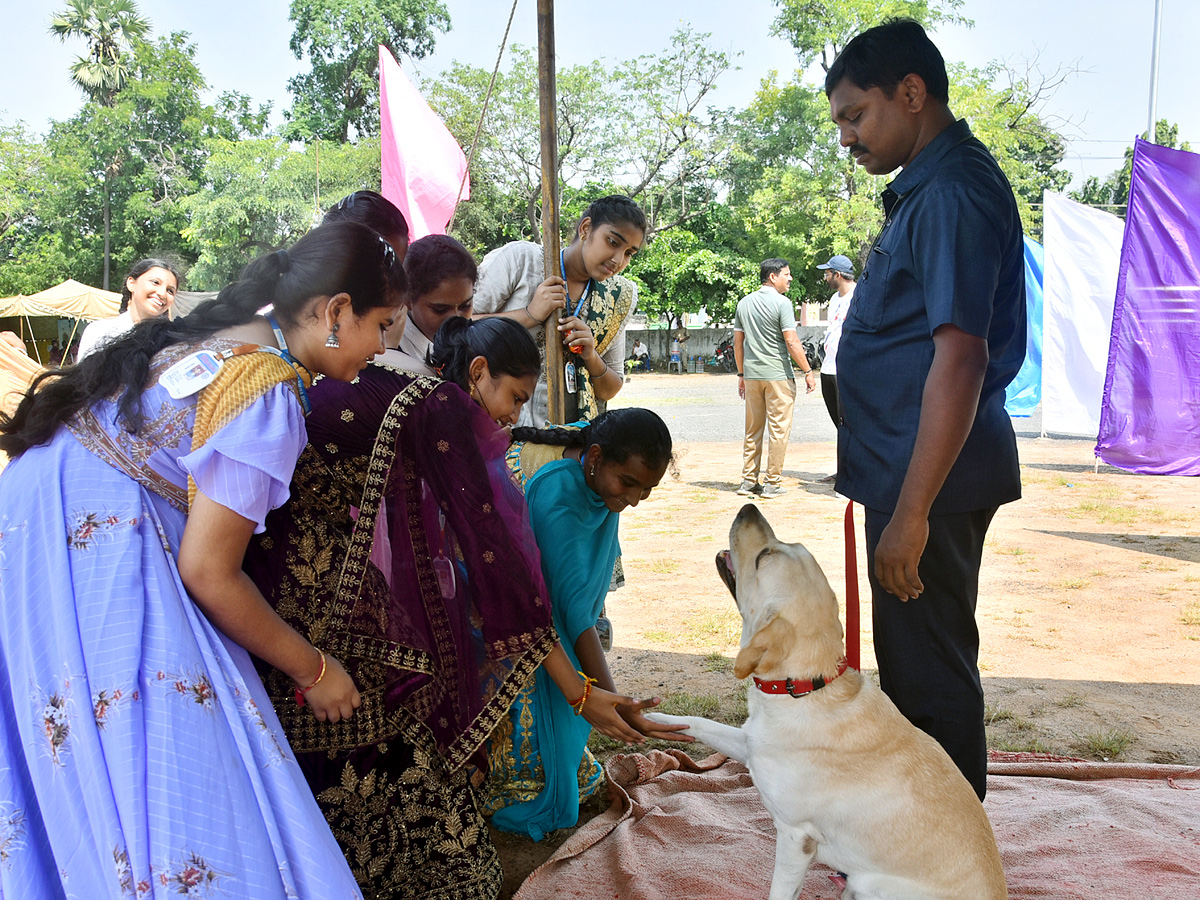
644;712;689;729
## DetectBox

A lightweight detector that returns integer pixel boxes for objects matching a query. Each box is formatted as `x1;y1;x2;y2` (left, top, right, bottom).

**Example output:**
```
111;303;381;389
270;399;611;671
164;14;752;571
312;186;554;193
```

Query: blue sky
2;0;1196;189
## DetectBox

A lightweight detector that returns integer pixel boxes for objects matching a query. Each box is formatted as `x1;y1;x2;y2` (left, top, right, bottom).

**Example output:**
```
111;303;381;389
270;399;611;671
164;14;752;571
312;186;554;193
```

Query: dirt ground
492;436;1200;897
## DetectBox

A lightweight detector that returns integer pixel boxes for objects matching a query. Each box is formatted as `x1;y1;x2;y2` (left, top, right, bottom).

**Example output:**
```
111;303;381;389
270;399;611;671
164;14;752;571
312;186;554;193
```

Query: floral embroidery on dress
93;685;139;730
153;851;227;897
114;845;135;896
37;686;72;767
232;685;287;765
0;805;26;870
156;670;216;711
113;400;193;465
0;517;25;588
341;409;354;422
326;442;339;455
437;440;450;453
67;510;141;551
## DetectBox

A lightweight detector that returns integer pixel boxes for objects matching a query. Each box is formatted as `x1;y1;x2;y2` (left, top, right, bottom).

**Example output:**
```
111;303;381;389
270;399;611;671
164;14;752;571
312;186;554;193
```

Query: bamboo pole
537;0;570;424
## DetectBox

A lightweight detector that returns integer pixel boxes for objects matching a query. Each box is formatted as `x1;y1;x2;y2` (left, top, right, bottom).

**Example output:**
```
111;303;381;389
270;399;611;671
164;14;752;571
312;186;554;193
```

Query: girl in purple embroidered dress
0;223;404;899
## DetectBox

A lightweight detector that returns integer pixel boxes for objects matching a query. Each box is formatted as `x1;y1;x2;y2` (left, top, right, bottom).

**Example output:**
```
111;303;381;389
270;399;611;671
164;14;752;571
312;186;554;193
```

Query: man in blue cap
815;255;857;450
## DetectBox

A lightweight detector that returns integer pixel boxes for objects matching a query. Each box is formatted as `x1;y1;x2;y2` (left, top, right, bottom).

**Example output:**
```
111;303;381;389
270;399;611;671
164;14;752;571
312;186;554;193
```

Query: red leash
843;499;860;671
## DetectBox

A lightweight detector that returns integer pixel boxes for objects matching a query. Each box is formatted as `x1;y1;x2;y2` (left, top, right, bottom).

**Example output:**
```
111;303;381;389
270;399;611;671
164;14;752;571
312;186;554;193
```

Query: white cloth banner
1041;192;1125;437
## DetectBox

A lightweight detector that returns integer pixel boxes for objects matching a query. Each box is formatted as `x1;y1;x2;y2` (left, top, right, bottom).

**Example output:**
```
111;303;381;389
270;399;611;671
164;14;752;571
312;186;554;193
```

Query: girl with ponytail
0;221;403;899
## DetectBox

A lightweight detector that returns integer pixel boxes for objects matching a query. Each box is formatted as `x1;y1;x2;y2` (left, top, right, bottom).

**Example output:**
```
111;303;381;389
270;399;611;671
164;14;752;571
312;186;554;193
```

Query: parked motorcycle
801;335;824;373
716;331;737;372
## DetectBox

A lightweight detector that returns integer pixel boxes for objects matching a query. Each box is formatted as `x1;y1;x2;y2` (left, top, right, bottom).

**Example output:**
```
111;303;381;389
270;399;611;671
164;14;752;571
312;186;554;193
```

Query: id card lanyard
560;249;593;394
267;315;313;414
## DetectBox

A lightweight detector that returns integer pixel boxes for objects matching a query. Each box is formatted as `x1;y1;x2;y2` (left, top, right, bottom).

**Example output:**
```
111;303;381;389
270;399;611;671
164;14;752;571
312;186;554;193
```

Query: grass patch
648;558;680;575
1184;574;1200;583
702;652;732;673
1061;577;1090;590
1055;692;1084;708
641;629;674;644
990;735;1055;754
1075;727;1136;760
984;704;1014;724
1180;603;1200;627
680;610;741;649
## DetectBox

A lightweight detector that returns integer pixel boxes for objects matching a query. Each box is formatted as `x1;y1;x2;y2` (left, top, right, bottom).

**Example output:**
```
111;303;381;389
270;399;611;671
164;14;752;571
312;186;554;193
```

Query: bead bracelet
572;671;597;716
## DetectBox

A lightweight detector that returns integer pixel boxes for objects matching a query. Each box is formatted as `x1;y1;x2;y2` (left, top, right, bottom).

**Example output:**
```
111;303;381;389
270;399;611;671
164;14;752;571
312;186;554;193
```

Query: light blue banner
1005;236;1044;417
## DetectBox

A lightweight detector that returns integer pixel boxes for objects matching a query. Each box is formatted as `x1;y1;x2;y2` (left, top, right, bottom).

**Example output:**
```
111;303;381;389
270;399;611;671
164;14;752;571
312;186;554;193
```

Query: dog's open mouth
715;548;736;599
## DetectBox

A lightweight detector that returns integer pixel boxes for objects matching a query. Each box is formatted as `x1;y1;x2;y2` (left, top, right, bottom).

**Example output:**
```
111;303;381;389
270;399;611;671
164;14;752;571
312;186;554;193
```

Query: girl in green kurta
485;408;691;840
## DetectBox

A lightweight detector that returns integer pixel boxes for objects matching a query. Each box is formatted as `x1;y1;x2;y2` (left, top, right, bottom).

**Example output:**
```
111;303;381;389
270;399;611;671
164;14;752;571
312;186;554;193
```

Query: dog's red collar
753;659;850;698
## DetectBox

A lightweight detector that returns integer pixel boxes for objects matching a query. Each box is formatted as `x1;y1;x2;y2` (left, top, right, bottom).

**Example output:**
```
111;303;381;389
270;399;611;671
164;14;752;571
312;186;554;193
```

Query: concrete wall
625;325;827;371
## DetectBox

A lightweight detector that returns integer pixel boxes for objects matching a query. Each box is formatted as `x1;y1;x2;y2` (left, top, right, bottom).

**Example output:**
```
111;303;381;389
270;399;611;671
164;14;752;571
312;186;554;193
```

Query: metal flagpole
537;0;569;425
1147;0;1163;141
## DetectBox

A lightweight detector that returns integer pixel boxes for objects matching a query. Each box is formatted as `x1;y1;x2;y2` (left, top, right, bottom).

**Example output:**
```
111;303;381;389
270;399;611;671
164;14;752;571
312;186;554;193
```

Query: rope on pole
447;0;521;231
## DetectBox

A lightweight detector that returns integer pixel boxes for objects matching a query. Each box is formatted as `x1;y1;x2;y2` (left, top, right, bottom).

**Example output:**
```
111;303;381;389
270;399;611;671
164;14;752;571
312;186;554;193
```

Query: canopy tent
0;279;121;321
0;279;122;364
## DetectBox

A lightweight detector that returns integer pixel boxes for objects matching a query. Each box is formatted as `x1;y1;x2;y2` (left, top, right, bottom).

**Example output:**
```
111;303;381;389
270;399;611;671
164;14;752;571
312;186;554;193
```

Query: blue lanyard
560;249;593;318
266;314;312;415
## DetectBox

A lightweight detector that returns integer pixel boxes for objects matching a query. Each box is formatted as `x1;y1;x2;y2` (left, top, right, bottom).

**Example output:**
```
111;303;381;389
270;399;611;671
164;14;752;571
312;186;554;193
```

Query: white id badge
564;360;578;394
160;351;223;399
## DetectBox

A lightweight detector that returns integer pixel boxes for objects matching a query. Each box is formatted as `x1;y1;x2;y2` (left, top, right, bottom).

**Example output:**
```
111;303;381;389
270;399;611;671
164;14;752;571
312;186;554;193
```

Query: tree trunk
103;172;111;291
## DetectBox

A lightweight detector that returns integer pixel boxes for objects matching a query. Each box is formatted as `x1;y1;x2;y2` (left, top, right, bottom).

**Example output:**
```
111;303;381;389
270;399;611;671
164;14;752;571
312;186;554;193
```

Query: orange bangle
294;649;327;707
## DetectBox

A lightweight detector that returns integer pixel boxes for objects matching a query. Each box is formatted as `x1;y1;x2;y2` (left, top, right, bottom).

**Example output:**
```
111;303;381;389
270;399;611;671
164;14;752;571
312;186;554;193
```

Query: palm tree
50;0;149;107
50;0;150;289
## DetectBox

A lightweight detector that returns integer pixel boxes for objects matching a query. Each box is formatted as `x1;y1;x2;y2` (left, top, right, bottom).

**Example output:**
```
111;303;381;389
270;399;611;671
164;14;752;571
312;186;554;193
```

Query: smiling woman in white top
76;258;182;360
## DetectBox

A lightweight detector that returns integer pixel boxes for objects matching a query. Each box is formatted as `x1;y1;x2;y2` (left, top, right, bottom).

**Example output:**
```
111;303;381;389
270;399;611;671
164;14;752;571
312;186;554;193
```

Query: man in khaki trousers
733;258;816;498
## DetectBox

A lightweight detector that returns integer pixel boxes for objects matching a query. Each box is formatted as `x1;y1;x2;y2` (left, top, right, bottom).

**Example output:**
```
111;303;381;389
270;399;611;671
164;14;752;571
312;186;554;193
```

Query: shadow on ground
1034;530;1200;562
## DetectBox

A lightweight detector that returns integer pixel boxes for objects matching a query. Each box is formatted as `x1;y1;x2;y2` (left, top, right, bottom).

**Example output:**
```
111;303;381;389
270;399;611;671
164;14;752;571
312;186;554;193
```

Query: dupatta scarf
244;363;557;773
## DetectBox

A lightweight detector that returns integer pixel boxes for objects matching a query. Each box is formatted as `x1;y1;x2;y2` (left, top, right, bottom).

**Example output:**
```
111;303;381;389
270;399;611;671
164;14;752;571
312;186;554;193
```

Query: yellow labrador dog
648;504;1006;900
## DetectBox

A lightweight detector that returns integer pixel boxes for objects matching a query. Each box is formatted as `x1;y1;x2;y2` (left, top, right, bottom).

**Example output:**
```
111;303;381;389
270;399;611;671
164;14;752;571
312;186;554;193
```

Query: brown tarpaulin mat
514;749;1200;900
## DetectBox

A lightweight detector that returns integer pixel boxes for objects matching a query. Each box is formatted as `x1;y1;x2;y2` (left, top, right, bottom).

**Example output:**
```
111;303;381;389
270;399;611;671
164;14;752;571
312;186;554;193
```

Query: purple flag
1096;139;1200;475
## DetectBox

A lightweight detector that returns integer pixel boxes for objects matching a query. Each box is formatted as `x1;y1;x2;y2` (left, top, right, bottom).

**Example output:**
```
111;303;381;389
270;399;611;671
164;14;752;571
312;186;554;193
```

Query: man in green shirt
733;258;817;498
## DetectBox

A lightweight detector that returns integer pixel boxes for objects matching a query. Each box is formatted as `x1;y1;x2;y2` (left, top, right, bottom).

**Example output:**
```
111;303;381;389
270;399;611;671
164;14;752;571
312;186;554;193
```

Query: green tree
182;137;380;289
1;32;227;294
1071;120;1191;218
285;0;451;142
49;0;150;106
428;29;735;244
629;208;758;327
49;0;152;287
771;0;967;70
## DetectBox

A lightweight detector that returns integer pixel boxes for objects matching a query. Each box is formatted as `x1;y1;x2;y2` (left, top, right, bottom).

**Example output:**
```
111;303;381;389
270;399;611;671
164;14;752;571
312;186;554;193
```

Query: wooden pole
537;0;569;425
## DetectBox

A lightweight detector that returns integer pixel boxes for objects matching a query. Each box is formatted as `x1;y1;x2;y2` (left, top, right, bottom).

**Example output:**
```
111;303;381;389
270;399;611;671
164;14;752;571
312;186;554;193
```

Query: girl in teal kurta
486;408;689;839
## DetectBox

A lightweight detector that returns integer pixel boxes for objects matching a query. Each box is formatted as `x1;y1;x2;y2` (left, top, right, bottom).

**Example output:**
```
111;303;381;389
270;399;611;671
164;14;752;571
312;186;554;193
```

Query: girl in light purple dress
0;222;403;899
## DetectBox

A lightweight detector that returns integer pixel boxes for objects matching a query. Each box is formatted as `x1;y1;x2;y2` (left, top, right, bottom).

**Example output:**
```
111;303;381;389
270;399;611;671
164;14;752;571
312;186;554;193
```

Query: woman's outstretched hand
617;697;695;742
580;686;646;744
300;654;361;724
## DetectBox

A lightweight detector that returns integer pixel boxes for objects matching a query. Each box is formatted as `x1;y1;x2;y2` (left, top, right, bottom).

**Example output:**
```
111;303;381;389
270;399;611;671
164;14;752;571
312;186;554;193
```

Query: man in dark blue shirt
826;19;1026;799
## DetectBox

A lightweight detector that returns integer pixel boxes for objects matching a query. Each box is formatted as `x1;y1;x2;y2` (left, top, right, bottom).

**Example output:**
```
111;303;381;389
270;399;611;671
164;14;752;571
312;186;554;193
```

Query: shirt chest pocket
849;245;891;331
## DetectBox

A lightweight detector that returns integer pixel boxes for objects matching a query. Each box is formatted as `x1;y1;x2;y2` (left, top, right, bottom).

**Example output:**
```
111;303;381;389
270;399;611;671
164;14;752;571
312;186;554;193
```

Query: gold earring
589;464;595;477
469;381;479;399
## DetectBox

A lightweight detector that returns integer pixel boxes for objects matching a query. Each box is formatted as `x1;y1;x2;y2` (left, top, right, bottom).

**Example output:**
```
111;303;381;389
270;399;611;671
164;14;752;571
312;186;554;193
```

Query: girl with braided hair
485;408;691;840
0;221;403;899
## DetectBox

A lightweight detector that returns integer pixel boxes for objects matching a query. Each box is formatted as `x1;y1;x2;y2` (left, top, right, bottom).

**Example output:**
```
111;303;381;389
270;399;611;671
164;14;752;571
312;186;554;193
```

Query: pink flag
379;46;469;238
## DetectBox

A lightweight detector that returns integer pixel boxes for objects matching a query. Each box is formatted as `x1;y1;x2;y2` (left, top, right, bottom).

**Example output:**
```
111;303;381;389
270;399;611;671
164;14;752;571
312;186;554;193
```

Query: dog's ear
733;616;795;679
